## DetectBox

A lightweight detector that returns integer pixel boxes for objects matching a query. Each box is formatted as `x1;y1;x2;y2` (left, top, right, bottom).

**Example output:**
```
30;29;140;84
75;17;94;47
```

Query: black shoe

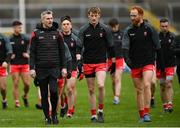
52;115;59;124
60;108;66;117
22;96;29;107
168;107;173;113
35;104;42;109
91;117;97;123
150;99;155;108
45;117;51;125
2;101;7;109
97;112;104;123
60;104;68;117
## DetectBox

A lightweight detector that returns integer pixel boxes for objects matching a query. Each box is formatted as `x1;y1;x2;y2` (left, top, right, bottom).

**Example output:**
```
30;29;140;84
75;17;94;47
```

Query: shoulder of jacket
79;23;90;32
169;32;176;38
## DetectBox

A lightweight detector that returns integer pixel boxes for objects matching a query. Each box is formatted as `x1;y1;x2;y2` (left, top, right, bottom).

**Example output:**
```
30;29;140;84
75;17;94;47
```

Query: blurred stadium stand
0;0;179;34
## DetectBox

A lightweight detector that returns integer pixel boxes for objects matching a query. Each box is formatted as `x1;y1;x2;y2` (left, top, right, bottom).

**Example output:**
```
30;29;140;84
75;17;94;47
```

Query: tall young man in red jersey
78;7;115;123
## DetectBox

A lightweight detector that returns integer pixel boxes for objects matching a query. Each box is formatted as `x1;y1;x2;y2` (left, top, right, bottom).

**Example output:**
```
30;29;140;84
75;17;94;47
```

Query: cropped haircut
41;10;53;20
160;18;169;23
12;20;22;26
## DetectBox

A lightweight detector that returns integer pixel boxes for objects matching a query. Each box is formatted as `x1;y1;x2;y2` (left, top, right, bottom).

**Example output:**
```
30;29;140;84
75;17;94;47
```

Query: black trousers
39;76;58;118
177;65;180;84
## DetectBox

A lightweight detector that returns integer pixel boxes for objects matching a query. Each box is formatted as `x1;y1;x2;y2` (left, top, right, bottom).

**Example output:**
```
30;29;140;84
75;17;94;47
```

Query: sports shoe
163;104;168;112
45;117;51;125
15;101;20;108
67;113;72;118
22;96;29;107
52;115;59;124
35;104;42;109
150;99;155;108
167;103;173;113
60;105;68;117
91;117;97;123
97;112;104;123
138;118;144;123
2;101;7;109
113;98;120;105
143;114;151;122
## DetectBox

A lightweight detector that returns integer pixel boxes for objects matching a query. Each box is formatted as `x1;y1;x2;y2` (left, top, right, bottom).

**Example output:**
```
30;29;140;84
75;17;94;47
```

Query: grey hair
41;10;53;20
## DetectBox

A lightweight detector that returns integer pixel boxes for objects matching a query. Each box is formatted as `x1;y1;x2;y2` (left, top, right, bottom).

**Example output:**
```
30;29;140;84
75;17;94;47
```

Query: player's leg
142;69;153;122
160;78;167;111
113;58;124;105
150;71;156;108
66;76;76;117
165;67;175;113
86;76;96;122
21;71;31;107
57;78;66;117
132;77;144;121
96;70;106;123
113;68;123;105
12;72;20;107
0;76;8;109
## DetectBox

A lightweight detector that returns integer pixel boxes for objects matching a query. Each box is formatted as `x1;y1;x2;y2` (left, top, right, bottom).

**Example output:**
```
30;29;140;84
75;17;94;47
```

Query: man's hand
34;77;40;87
77;60;82;74
77;73;84;81
66;71;72;79
125;59;132;69
108;62;116;74
61;68;67;78
23;52;30;58
77;60;84;80
30;69;36;78
11;54;15;59
2;61;8;68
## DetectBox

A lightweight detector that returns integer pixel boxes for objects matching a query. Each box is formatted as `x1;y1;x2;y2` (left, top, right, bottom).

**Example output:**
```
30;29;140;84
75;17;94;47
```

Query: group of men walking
0;5;179;125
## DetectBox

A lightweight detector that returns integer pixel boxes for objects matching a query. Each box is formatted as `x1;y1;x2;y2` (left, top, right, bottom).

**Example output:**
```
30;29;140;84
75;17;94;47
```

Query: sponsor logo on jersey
85;34;91;37
118;35;121;39
144;31;147;36
129;33;135;36
71;42;74;47
169;39;171;43
53;35;56;40
39;36;44;39
10;42;15;45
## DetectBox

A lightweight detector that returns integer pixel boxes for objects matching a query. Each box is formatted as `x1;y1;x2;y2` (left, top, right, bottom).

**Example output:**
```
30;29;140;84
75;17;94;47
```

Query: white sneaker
113;99;120;105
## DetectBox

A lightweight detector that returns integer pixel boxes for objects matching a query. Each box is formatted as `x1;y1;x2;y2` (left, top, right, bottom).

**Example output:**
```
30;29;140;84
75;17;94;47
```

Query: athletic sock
139;110;144;118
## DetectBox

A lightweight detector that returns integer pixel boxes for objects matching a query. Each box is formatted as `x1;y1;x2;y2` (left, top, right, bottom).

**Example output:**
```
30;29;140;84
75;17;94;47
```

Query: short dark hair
61;15;71;23
12;20;22;26
108;18;119;27
160;18;169;23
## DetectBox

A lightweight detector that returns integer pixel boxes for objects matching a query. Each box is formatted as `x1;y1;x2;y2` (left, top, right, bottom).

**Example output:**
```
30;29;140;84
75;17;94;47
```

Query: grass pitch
0;73;180;127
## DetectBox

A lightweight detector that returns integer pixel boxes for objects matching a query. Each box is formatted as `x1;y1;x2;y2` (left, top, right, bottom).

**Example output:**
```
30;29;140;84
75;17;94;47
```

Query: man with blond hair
78;7;115;123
